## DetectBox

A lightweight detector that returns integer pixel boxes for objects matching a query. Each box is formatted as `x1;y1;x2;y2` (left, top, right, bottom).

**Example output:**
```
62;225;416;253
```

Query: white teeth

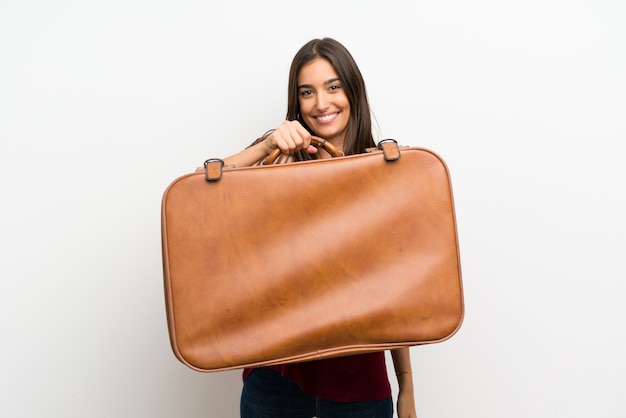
317;113;336;122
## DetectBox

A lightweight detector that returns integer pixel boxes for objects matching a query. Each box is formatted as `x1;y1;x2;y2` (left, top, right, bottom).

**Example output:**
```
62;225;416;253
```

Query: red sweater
243;352;391;402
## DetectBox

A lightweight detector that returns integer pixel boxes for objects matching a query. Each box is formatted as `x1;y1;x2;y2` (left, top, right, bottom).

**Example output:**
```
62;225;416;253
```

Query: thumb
305;145;318;154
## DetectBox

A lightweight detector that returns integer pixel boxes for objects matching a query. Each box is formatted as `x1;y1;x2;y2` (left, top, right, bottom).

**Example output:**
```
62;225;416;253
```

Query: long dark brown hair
287;38;375;157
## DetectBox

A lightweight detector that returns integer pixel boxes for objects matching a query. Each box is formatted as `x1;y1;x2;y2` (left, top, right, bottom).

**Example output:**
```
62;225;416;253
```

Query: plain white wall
1;1;625;417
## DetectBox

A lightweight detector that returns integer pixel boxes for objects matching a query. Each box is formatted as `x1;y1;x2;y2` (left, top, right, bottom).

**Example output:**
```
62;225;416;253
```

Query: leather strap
378;139;401;161
204;159;224;181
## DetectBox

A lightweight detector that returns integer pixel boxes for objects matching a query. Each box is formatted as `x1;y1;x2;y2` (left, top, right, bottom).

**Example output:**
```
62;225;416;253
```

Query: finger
270;132;296;155
275;120;312;155
284;132;308;155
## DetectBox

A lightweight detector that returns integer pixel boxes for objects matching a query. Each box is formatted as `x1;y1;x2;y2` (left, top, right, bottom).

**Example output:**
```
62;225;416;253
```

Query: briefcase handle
263;136;344;165
203;138;401;181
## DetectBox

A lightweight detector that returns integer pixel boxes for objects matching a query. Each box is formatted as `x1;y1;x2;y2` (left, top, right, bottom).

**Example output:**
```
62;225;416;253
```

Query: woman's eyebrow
298;78;341;90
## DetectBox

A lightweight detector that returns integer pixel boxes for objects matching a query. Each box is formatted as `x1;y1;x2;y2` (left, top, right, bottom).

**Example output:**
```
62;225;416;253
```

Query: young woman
224;38;417;418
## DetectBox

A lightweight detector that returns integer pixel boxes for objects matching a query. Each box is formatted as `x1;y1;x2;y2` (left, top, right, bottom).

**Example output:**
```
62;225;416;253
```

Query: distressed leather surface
161;146;464;372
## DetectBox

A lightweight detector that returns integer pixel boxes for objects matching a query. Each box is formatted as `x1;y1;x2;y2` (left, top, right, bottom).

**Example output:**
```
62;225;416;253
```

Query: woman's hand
262;120;318;156
223;120;317;167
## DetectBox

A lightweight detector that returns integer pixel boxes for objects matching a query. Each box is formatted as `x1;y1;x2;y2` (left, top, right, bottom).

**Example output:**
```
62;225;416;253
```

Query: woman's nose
315;92;329;111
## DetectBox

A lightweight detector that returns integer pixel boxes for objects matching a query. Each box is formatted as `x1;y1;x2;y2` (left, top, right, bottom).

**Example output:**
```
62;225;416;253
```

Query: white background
1;1;625;417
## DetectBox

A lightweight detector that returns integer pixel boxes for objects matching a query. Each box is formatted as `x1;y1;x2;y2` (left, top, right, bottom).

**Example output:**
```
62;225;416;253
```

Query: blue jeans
240;368;393;418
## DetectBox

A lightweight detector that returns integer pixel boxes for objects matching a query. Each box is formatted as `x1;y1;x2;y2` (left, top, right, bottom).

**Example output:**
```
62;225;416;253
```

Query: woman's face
297;58;350;148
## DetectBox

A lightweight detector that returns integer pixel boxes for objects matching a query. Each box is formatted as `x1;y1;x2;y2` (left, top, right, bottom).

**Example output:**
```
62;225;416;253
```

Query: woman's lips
315;112;339;124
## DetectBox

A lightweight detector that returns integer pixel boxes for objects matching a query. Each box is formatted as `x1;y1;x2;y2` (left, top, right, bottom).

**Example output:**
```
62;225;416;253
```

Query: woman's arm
222;135;276;167
223;120;316;167
391;347;417;418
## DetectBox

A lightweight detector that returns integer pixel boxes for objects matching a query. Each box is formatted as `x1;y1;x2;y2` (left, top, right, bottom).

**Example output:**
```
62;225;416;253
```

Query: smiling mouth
315;112;339;123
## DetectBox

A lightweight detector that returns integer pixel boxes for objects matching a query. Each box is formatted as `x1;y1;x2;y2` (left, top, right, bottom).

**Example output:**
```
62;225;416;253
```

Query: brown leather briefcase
161;139;464;372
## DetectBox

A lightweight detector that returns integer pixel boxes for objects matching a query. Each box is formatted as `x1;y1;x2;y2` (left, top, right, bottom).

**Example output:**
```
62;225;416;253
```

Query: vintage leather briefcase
161;139;464;372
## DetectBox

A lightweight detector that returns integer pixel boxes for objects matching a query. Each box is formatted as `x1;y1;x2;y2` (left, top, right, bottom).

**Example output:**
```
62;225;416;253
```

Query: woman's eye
300;90;313;97
329;85;341;91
